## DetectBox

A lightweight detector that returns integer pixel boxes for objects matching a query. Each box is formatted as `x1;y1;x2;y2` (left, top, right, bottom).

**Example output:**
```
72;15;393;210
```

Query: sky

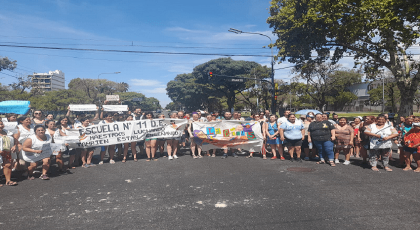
1;0;418;107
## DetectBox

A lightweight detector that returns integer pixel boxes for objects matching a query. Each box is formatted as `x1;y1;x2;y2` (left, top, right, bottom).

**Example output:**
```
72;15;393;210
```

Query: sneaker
211;154;216;157
87;163;96;167
198;155;203;158
304;157;310;161
192;155;197;159
168;156;173;160
82;164;90;168
271;156;277;160
334;159;340;164
39;174;50;180
290;158;294;162
173;155;179;159
110;159;115;164
297;158;303;163
280;156;285;161
232;153;238;158
99;161;104;165
221;154;227;159
343;160;350;165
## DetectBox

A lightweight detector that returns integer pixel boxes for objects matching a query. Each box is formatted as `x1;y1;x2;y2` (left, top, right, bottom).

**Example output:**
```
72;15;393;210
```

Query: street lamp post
228;28;276;114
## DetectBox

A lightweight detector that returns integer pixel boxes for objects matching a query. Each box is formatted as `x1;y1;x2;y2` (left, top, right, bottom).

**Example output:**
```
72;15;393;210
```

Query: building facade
32;70;65;91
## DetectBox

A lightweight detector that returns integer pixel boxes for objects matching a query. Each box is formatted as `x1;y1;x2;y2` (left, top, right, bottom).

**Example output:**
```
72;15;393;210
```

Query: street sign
132;97;143;102
227;78;245;83
106;95;120;101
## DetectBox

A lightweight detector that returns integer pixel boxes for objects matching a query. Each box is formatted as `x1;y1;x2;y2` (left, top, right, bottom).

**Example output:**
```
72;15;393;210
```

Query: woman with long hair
359;116;376;164
166;112;180;160
122;114;137;163
99;113;117;164
188;112;203;159
156;114;167;158
0;120;18;186
75;117;96;168
333;117;354;165
45;120;65;172
265;114;284;160
144;112;158;161
57;116;77;169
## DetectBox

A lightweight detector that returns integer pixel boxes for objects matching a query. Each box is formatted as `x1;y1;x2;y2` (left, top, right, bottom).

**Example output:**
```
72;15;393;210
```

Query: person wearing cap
402;122;420;172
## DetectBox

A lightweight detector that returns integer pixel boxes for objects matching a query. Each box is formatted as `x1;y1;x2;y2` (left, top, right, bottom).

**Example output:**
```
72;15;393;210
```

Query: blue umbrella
295;109;322;115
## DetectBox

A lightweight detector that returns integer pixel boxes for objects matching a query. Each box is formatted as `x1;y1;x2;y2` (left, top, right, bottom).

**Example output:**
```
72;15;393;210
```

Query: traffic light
274;96;278;101
208;71;213;80
274;83;279;96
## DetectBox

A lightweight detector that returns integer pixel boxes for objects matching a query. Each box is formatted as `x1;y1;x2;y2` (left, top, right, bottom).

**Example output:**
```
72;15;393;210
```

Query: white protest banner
67;119;189;148
21;143;52;163
106;95;120;101
189;120;264;152
102;105;128;112
69;104;97;112
3;121;18;134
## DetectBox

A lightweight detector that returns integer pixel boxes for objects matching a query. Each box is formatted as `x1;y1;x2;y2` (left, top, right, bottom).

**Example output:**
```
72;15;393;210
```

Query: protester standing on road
189;112;203;159
45;120;65;172
156;114;167;158
16;116;34;172
334;117;354;165
76;118;96;167
0;120;18;186
166;112;180;160
402;122;420;172
98;113;117;165
57;116;78;169
352;117;362;158
302;114;314;161
221;111;238;159
280;114;304;162
364;115;398;172
22;125;52;180
144;112;158;161
308;114;336;166
265;114;284;160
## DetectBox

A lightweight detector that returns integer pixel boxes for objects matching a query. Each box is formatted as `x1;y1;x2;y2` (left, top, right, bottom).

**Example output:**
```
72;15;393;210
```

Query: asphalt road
1;149;420;229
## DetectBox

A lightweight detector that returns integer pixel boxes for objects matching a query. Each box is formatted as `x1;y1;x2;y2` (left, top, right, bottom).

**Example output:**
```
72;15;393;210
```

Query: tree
294;63;361;111
165;102;178;111
0;57;16;72
368;81;400;112
68;78;130;104
166;73;207;111
30;89;92;111
193;58;263;111
268;0;420;116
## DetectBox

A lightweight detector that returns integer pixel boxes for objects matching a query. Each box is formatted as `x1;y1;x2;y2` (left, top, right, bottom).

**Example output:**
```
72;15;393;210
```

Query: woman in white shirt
22;125;52;180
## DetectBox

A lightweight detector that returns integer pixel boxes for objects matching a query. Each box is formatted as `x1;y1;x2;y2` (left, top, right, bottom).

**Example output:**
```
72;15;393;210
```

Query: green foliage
0;57;17;71
68;78;129;103
295;63;362;111
368;81;400;112
165;102;178;111
267;0;420;116
30;89;92;111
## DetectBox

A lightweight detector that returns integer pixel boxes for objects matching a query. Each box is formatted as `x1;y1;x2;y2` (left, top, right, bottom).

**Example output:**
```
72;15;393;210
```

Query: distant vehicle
156;109;161;113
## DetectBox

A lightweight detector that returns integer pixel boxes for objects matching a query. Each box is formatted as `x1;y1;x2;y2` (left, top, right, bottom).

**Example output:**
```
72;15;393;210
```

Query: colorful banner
190;120;264;152
67;119;188;148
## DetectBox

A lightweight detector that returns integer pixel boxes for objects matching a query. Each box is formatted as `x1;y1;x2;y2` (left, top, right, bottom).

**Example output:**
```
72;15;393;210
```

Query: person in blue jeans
308;114;336;166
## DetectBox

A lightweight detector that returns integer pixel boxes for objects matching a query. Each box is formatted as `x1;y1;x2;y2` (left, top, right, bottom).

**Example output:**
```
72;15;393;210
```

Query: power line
0;41;268;50
0;44;273;57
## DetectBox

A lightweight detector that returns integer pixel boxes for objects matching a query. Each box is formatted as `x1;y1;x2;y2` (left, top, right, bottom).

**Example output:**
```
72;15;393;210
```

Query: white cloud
142;87;167;94
130;79;162;86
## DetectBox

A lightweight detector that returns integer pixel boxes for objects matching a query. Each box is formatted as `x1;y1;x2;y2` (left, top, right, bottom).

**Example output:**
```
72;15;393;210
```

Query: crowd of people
1;106;420;187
